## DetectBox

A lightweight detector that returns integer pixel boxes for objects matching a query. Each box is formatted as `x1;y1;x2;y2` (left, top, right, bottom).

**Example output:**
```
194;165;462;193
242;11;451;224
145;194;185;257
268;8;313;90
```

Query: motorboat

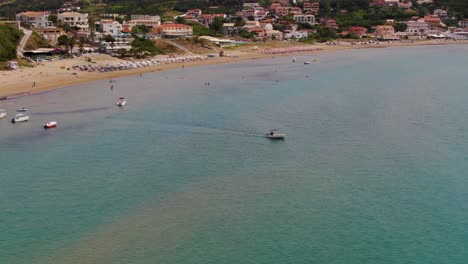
266;130;285;140
292;57;296;62
304;62;311;65
44;121;57;129
0;111;6;119
117;97;126;107
11;114;29;123
17;107;28;112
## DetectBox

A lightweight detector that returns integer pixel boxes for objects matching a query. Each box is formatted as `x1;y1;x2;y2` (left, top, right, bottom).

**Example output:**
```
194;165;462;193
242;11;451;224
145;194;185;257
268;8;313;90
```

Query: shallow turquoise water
2;45;468;264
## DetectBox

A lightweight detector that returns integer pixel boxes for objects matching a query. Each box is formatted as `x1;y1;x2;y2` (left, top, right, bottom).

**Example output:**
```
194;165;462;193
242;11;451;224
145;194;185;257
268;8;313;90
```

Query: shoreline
1;40;467;99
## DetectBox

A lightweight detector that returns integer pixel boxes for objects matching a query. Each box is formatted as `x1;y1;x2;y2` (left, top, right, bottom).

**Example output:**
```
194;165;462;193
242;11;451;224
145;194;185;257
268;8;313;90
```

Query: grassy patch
0;24;22;62
24;32;51;50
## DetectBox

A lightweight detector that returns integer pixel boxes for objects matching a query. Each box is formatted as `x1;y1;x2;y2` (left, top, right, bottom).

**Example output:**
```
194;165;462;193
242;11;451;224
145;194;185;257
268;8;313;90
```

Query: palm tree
79;37;85;54
68;37;76;56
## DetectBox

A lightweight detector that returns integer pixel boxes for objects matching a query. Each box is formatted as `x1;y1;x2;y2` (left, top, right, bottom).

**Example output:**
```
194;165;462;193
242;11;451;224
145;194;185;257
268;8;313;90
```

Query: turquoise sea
1;45;468;264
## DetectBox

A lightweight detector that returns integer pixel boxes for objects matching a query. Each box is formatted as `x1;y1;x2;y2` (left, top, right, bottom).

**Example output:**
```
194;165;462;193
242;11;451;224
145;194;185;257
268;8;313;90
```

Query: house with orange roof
348;26;368;37
187;9;202;18
303;2;320;15
153;23;193;37
16;11;52;28
423;15;442;28
375;25;396;38
198;14;226;27
248;27;266;38
34;27;65;45
57;12;89;31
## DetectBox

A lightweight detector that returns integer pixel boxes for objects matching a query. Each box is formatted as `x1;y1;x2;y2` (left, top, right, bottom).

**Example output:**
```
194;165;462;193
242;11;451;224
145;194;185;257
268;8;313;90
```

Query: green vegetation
130;37;164;57
24;32;51;50
131;25;151;35
57;34;76;55
191;22;217;36
0;24;22;63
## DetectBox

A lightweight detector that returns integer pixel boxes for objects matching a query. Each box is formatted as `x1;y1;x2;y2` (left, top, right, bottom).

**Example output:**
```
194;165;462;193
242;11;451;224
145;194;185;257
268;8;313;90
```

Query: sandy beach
1;39;467;98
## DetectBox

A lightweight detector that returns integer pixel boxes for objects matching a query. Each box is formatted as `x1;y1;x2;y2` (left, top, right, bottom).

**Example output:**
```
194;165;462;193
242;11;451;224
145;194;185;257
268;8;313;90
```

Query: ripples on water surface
1;45;468;264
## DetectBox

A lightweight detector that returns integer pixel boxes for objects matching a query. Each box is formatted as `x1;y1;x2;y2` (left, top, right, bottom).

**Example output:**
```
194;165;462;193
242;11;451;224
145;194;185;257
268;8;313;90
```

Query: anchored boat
117;97;126;107
44;121;58;129
266;129;285;140
11;114;29;123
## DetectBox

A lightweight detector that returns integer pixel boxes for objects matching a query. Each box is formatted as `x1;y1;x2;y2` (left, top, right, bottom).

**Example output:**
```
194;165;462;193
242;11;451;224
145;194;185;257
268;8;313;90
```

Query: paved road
17;27;32;58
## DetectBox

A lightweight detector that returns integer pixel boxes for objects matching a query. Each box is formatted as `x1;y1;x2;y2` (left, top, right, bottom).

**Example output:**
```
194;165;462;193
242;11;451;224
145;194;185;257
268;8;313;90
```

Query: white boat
117;97;126;107
266;130;285;140
11;114;29;123
44;121;57;129
0;112;6;119
17;107;28;112
292;57;297;62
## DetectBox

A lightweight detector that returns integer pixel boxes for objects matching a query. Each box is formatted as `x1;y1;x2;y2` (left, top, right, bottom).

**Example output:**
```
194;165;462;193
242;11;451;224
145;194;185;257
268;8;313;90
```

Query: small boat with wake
17;107;28;112
0;110;6;119
11;114;29;123
44;121;57;129
117;97;126;107
304;61;311;65
292;57;297;62
266;129;285;140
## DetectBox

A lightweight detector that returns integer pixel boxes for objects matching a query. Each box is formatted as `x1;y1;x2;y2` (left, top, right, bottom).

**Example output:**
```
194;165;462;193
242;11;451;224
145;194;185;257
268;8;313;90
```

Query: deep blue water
1;45;468;264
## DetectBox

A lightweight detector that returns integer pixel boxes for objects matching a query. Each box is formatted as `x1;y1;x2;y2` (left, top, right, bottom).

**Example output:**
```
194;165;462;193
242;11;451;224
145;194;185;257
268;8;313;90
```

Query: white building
243;2;261;9
154;23;193;37
127;15;161;28
434;9;448;18
406;20;430;35
130;15;160;21
293;14;316;25
57;12;89;31
100;13;121;19
284;30;309;39
16;11;52;28
96;20;122;35
102;40;132;52
459;19;468;28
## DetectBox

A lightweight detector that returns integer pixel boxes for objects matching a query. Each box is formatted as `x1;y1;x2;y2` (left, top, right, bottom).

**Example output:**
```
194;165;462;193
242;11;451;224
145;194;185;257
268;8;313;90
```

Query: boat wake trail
32;107;111;115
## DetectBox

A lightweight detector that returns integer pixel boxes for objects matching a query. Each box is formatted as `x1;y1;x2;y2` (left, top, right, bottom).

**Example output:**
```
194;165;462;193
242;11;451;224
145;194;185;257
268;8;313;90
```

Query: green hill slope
0;24;21;62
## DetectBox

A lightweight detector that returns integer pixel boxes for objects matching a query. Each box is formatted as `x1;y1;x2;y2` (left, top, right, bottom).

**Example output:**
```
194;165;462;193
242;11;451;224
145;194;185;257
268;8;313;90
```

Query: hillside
1;0;467;20
0;24;22;62
0;23;22;69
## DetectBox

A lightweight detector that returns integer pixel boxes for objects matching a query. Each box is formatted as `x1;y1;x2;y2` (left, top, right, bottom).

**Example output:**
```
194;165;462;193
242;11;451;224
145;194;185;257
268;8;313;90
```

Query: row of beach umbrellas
259;46;321;54
72;55;208;72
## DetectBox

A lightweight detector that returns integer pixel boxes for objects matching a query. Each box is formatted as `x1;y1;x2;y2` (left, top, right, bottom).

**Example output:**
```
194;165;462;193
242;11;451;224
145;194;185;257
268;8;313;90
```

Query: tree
394;22;407;32
57;35;69;46
259;0;272;8
88;16;96;34
48;14;57;24
103;34;115;43
131;25;151;35
79;37;85;54
61;22;71;33
68;37;76;56
247;15;255;21
88;31;96;44
176;16;186;24
209;17;225;32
